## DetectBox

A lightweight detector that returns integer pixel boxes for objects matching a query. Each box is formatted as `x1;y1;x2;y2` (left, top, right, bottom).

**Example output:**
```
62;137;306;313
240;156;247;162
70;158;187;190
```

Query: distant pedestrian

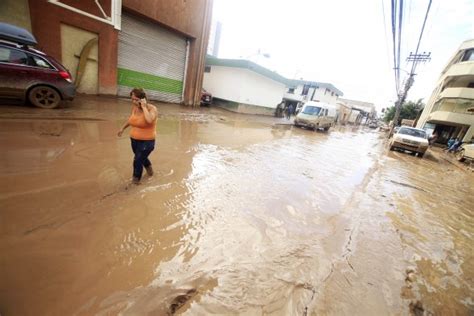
429;131;438;145
117;88;158;185
446;137;455;149
286;104;294;120
447;138;462;153
275;101;284;117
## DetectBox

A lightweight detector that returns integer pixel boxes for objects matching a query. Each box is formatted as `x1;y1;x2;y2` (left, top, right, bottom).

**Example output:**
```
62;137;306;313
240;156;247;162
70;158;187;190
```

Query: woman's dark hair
130;88;147;99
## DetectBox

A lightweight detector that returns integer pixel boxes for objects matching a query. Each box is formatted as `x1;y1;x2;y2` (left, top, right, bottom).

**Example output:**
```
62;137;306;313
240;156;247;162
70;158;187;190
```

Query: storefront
117;12;188;103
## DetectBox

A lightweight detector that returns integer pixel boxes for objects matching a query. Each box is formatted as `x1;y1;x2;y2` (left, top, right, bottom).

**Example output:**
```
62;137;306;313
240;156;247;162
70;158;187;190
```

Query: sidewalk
429;146;474;172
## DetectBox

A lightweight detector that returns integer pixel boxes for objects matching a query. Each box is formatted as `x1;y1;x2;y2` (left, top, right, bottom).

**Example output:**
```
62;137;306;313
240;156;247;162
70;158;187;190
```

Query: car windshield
302;106;321;115
398;127;426;138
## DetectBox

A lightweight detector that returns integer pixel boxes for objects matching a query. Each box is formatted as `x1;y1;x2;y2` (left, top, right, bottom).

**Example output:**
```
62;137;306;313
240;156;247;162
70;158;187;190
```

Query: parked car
200;89;212;106
0;22;75;109
456;143;474;162
294;101;336;131
389;126;429;157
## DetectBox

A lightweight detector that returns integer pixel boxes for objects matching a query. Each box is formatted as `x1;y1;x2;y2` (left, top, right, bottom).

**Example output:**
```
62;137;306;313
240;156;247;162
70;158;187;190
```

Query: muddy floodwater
0;97;473;315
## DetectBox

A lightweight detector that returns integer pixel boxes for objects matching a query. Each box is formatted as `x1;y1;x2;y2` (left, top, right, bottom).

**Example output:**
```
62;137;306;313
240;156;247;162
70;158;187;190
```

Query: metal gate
117;13;187;103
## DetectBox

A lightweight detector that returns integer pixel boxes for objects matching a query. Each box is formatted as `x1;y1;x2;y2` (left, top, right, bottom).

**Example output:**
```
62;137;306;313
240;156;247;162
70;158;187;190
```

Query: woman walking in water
117;88;158;184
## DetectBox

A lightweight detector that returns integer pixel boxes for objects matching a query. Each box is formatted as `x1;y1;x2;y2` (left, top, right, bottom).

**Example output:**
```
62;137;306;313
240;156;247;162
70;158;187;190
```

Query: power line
391;0;399;94
389;0;433;137
397;0;404;94
381;0;392;70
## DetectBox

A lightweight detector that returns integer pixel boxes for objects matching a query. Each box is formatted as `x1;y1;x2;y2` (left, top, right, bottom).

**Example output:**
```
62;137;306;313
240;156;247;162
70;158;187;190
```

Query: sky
210;0;474;112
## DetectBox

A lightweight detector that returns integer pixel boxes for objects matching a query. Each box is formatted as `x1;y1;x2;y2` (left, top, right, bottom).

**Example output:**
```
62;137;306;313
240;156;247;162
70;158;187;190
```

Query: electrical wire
397;0;404;95
391;0;399;95
410;0;433;75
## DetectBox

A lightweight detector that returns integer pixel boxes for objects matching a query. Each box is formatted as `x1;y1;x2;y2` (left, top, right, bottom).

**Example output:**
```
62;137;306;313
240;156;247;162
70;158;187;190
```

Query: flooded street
0;97;473;315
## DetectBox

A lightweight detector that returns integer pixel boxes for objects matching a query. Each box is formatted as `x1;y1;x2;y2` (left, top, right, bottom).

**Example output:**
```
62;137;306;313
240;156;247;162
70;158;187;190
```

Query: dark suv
0;23;75;109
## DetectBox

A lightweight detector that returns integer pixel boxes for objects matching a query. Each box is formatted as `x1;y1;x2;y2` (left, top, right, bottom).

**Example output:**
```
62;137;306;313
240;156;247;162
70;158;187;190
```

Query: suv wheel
28;86;61;109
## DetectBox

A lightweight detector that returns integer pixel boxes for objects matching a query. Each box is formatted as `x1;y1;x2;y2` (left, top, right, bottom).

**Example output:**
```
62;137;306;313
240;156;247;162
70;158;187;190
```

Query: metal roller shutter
117;13;187;103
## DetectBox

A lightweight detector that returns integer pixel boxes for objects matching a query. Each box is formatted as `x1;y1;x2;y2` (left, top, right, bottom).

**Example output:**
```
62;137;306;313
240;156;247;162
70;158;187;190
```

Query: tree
383;99;424;123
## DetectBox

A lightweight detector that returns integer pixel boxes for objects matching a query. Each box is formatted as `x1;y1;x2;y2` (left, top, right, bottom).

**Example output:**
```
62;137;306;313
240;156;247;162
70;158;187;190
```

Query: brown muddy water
0;97;473;315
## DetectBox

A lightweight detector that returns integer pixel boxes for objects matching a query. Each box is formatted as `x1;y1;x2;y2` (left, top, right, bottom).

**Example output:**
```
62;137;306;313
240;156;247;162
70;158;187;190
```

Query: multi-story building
0;0;212;106
416;39;474;144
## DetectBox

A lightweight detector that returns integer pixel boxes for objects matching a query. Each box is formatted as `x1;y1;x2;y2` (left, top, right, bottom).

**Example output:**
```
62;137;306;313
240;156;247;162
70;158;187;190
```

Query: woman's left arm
141;101;157;123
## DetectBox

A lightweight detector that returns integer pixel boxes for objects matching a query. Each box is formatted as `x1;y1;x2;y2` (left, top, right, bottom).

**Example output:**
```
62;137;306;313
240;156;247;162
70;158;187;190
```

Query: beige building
417;39;474;143
336;98;375;125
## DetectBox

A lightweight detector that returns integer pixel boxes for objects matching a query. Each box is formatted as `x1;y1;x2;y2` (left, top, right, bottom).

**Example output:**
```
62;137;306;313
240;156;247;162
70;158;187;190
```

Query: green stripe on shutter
117;68;183;94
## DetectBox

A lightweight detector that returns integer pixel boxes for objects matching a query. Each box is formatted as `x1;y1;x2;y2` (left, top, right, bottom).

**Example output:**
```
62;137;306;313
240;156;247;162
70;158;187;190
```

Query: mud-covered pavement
0;96;473;315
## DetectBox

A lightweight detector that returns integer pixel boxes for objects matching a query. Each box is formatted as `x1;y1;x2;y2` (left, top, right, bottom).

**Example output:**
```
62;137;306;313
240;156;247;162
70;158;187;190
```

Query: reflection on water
0;103;472;315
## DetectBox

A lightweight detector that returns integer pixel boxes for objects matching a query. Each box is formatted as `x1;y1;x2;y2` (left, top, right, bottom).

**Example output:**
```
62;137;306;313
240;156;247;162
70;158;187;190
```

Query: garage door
117;13;187;103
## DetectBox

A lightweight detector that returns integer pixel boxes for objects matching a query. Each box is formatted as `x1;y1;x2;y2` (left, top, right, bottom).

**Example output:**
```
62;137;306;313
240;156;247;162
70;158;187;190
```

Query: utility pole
389;52;431;136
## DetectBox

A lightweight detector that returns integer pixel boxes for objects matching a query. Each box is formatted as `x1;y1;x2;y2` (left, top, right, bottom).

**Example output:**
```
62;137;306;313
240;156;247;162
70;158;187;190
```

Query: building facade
203;57;288;115
337;98;376;125
204;56;344;115
2;0;212;106
283;80;343;109
416;39;474;143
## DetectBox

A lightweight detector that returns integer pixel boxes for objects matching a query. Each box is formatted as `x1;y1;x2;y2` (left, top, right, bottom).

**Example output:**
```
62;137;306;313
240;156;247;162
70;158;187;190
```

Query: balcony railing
432;98;474;115
444;61;474;79
438;87;474;100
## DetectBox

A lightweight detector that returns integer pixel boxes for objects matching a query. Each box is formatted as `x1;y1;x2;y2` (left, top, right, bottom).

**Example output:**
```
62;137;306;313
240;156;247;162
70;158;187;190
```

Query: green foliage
383;99;424;123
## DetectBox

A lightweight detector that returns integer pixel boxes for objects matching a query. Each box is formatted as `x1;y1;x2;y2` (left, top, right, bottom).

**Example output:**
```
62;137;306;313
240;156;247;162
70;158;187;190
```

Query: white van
294;101;337;131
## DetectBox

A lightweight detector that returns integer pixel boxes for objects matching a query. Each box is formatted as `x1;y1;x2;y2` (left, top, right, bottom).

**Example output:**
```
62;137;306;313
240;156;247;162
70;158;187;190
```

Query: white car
389;126;429;158
456;143;474;162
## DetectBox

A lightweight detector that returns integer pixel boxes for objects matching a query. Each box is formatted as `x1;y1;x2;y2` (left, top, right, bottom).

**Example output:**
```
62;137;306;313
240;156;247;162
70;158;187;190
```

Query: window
0;47;30;64
331;92;334;96
302;106;321;115
31;55;53;69
461;49;474;62
398;127;427;139
0;47;9;62
204;65;211;73
302;84;310;96
468;82;474;88
325;88;329;95
287;87;295;94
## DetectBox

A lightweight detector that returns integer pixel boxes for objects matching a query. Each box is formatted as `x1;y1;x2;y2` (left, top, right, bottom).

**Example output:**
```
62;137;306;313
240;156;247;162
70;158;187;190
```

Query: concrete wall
212;98;275;116
203;66;286;108
122;0;213;106
0;0;32;31
28;0;118;95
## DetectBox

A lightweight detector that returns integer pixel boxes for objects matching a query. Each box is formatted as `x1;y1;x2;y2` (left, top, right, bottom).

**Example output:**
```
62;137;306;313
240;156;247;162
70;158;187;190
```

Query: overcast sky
211;0;474;111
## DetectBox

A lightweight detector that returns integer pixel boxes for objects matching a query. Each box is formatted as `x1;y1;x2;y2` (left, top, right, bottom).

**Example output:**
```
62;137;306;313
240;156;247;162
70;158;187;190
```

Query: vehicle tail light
59;71;72;83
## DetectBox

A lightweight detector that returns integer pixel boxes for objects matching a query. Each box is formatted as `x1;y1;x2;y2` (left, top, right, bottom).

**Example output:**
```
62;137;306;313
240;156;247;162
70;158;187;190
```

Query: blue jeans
131;138;155;180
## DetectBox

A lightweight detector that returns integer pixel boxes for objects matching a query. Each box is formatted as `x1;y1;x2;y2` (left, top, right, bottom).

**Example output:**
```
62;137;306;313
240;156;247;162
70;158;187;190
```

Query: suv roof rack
0;22;37;46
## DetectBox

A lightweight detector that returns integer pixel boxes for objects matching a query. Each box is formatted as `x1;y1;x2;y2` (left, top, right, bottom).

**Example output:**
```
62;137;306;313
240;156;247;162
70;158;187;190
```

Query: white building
203;57;288;115
416;39;474;144
203;56;344;116
283;80;343;108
